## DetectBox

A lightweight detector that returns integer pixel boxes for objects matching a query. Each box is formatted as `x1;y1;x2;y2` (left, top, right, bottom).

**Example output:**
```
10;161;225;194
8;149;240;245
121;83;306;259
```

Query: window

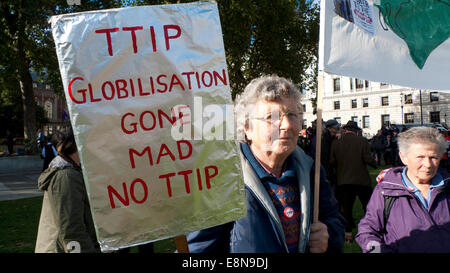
334;117;341;125
333;78;341;92
381;114;390;126
351;116;358;124
349;78;353;91
351;99;357;108
334;101;340;110
381;96;389;106
362;98;369;107
404;94;413;104
430;111;440;123
356;79;364;90
362;116;370;128
365;80;369;88
44;100;53;120
380;82;388;88
405;113;414;124
430;92;439;102
302;104;306;112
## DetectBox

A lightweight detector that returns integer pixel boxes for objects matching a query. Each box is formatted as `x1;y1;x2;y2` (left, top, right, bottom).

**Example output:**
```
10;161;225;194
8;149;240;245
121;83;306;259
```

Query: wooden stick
313;73;324;223
174;235;190;253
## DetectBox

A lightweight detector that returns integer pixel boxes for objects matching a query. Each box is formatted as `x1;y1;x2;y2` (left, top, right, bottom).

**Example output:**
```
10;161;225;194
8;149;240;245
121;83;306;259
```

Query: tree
0;0;121;153
0;75;48;139
136;0;320;98
217;0;319;98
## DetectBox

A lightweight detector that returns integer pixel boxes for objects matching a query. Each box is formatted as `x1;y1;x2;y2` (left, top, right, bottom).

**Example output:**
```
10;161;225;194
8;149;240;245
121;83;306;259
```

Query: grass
0;196;176;253
0;165;388;253
0;196;43;252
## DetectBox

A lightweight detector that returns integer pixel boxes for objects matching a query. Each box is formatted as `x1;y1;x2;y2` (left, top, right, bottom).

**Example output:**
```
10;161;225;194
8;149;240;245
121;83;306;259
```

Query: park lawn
0;165;388;253
0;196;176;253
0;196;42;252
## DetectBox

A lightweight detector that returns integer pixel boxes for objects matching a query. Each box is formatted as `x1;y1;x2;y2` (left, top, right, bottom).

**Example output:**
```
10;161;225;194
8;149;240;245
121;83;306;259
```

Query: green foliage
0;81;48;138
0;0;122;148
218;0;319;98
0;80;22;137
135;0;320;98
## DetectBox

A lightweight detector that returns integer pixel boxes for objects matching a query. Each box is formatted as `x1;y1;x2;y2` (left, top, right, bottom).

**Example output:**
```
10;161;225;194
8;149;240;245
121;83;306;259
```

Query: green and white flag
319;0;450;91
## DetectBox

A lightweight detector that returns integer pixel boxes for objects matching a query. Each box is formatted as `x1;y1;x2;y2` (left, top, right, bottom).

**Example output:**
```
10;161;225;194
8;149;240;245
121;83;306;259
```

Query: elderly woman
186;75;345;253
356;126;450;253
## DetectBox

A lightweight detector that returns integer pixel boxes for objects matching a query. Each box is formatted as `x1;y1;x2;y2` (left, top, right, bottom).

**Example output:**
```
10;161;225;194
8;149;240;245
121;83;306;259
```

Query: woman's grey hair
397;126;448;156
234;75;303;142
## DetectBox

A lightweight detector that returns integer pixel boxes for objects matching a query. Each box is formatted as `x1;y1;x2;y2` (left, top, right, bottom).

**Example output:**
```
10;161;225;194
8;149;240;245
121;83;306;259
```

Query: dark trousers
7;143;13;155
336;184;373;232
372;149;383;165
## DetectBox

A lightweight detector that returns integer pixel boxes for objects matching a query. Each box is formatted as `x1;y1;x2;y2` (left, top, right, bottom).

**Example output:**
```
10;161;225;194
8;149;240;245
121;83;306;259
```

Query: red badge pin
284;207;294;218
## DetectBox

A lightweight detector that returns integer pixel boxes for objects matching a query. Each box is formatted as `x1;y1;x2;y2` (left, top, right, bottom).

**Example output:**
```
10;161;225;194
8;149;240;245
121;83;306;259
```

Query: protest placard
51;1;246;252
319;0;450;91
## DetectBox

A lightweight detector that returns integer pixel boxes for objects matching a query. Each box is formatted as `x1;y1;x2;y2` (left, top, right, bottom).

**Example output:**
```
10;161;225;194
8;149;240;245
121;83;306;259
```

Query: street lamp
419;89;423;125
400;92;404;124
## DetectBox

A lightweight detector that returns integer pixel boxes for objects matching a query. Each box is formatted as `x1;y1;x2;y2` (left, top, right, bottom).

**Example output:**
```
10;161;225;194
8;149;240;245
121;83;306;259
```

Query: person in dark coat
41;135;58;171
322;120;340;191
6;130;14;156
371;130;386;166
330;120;378;243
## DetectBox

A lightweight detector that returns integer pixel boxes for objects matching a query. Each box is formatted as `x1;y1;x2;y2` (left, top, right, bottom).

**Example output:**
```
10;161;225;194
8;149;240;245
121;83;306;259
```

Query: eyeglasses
252;111;300;124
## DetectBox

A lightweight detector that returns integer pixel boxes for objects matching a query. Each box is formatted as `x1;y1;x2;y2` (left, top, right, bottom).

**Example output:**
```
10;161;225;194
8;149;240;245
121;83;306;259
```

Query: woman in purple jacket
356;127;450;253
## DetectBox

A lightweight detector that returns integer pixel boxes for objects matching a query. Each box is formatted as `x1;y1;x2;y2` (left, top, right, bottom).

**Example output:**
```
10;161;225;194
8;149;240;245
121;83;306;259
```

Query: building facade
301;72;450;137
33;81;69;136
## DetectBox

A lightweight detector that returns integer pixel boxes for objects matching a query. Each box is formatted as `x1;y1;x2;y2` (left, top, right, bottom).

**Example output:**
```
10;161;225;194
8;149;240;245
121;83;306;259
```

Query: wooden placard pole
174;235;190;253
313;73;324;223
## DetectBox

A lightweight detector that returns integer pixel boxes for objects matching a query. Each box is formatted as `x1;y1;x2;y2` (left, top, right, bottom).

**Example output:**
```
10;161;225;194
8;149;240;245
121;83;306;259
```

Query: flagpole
174;235;190;253
313;73;324;223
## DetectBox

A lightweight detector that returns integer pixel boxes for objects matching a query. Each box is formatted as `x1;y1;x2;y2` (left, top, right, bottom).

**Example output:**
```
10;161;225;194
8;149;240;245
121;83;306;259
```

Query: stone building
301;72;450;137
32;76;69;136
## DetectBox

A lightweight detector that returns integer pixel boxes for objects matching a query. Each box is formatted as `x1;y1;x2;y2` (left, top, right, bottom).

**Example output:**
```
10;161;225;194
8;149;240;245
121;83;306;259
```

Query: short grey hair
397;126;448;155
234;75;303;142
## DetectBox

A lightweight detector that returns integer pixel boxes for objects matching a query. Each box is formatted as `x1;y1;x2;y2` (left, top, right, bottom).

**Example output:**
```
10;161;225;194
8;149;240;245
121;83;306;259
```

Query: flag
319;0;450;91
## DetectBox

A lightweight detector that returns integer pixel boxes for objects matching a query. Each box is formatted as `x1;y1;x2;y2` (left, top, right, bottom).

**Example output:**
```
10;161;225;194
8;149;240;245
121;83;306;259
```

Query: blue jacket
186;144;345;253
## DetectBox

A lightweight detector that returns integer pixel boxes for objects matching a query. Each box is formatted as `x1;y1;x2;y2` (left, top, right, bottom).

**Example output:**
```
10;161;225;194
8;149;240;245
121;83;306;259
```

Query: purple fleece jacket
356;167;450;253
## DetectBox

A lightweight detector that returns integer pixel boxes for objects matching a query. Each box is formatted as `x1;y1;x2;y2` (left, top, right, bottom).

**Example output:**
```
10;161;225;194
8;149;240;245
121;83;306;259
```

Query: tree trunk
17;38;38;154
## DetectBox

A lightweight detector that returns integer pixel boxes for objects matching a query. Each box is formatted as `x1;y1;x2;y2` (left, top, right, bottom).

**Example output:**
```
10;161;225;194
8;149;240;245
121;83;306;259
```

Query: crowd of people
34;75;450;253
